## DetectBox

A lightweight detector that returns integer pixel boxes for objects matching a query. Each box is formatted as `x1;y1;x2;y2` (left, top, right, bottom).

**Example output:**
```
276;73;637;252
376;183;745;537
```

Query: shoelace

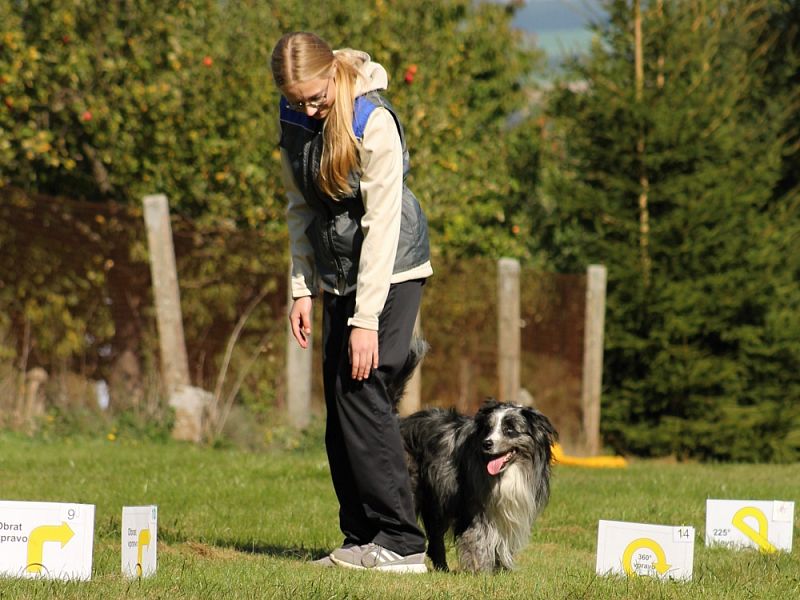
362;544;404;566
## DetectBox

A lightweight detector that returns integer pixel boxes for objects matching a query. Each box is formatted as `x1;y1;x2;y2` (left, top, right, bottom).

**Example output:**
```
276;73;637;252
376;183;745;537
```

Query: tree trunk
634;0;651;285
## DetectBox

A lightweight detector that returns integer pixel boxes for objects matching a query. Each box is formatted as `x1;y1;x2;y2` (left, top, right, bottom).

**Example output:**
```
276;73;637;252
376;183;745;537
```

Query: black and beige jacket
279;50;432;330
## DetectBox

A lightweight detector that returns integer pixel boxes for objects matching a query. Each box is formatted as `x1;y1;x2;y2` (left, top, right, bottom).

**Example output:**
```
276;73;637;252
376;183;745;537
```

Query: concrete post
581;264;607;455
143;194;206;442
285;264;312;429
398;310;422;417
497;258;521;404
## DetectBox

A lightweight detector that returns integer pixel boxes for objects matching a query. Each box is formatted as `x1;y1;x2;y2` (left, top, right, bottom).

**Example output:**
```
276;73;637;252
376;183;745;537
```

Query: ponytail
320;53;361;198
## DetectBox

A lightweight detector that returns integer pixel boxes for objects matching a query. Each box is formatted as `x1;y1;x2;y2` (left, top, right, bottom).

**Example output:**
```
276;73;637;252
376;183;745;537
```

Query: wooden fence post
497;258;521;404
143;194;207;442
286;265;312;429
398;309;422;416
581;264;607;455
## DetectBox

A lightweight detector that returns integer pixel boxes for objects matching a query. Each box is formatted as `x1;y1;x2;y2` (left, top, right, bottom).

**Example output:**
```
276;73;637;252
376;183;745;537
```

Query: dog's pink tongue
487;453;511;476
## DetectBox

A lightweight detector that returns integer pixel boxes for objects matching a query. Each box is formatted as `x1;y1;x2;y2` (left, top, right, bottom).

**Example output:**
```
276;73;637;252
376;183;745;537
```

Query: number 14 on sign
596;520;695;581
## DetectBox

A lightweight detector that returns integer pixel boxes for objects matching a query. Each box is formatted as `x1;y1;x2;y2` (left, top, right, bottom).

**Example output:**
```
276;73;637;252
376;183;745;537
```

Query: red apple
404;65;418;85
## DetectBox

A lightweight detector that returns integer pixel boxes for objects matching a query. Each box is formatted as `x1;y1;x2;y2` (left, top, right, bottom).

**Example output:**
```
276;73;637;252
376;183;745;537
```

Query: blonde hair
271;32;361;198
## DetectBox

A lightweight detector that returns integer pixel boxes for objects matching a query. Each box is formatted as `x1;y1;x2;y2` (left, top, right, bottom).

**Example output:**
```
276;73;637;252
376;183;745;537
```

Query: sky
511;0;607;59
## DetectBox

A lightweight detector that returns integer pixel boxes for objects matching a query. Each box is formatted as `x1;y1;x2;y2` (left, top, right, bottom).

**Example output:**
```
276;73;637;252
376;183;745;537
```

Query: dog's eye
503;426;517;436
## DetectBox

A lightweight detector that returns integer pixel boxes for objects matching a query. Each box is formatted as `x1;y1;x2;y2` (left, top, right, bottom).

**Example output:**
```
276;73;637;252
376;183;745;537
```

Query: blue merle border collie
391;341;557;573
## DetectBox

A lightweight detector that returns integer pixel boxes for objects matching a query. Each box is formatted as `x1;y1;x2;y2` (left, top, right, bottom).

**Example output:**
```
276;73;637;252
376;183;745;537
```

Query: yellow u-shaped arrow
622;537;671;577
732;507;777;554
26;522;75;574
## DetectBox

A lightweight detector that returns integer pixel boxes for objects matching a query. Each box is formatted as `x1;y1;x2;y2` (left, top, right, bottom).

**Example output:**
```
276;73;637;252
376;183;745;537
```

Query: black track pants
322;279;426;556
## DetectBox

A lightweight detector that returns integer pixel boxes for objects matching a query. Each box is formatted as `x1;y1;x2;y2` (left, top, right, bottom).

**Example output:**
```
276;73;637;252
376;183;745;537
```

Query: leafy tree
1;0;542;249
0;1;543;419
0;0;281;226
542;0;800;461
1;1;282;400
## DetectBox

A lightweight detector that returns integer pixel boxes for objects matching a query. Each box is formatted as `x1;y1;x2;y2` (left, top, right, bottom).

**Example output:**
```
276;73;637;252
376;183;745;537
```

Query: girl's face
283;76;335;120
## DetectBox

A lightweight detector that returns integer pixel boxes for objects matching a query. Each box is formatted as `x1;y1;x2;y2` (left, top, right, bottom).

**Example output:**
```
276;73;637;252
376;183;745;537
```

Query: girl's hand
349;327;379;381
289;297;313;349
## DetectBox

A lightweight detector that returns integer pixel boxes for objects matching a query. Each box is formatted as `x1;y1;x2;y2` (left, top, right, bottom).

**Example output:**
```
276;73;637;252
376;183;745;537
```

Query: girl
271;32;432;573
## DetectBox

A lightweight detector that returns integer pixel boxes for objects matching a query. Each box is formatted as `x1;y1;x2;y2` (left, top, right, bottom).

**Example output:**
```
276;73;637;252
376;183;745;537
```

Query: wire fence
1;188;588;449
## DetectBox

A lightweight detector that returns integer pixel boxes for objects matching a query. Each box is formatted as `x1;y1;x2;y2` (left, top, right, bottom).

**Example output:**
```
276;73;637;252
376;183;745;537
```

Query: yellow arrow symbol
622;538;671;577
26;522;75;574
732;507;777;554
136;528;151;576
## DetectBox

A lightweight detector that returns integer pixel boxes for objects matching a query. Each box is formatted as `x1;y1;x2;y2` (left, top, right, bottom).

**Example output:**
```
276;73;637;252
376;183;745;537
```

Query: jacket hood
334;48;388;95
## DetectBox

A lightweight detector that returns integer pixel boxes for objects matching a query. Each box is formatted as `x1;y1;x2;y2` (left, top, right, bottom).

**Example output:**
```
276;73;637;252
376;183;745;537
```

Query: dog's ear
476;397;500;416
481;397;500;410
522;407;558;445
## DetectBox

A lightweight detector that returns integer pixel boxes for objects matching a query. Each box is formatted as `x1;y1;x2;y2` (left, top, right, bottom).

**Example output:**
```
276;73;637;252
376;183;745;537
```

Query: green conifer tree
543;0;800;461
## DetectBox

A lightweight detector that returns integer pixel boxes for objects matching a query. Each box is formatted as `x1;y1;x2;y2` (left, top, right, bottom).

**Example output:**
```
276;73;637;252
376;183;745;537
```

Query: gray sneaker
329;544;365;566
330;543;427;573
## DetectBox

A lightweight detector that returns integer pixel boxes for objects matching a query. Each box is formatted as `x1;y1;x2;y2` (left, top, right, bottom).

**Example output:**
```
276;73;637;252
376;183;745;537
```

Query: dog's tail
388;337;429;407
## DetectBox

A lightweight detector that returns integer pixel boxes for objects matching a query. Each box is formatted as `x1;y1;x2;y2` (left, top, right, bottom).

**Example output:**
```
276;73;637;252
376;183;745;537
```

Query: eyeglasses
286;79;330;112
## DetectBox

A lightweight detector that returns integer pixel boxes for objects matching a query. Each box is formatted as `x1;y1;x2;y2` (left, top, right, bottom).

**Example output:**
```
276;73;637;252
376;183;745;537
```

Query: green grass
0;433;798;599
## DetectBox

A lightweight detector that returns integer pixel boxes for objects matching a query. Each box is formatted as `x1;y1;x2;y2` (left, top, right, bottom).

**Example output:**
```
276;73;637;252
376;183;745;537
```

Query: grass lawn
0;432;798;599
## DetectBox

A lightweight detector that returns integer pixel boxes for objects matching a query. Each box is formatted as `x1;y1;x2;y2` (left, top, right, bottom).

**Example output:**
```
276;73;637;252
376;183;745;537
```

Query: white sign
0;500;95;580
121;506;157;578
706;499;794;553
596;520;695;581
